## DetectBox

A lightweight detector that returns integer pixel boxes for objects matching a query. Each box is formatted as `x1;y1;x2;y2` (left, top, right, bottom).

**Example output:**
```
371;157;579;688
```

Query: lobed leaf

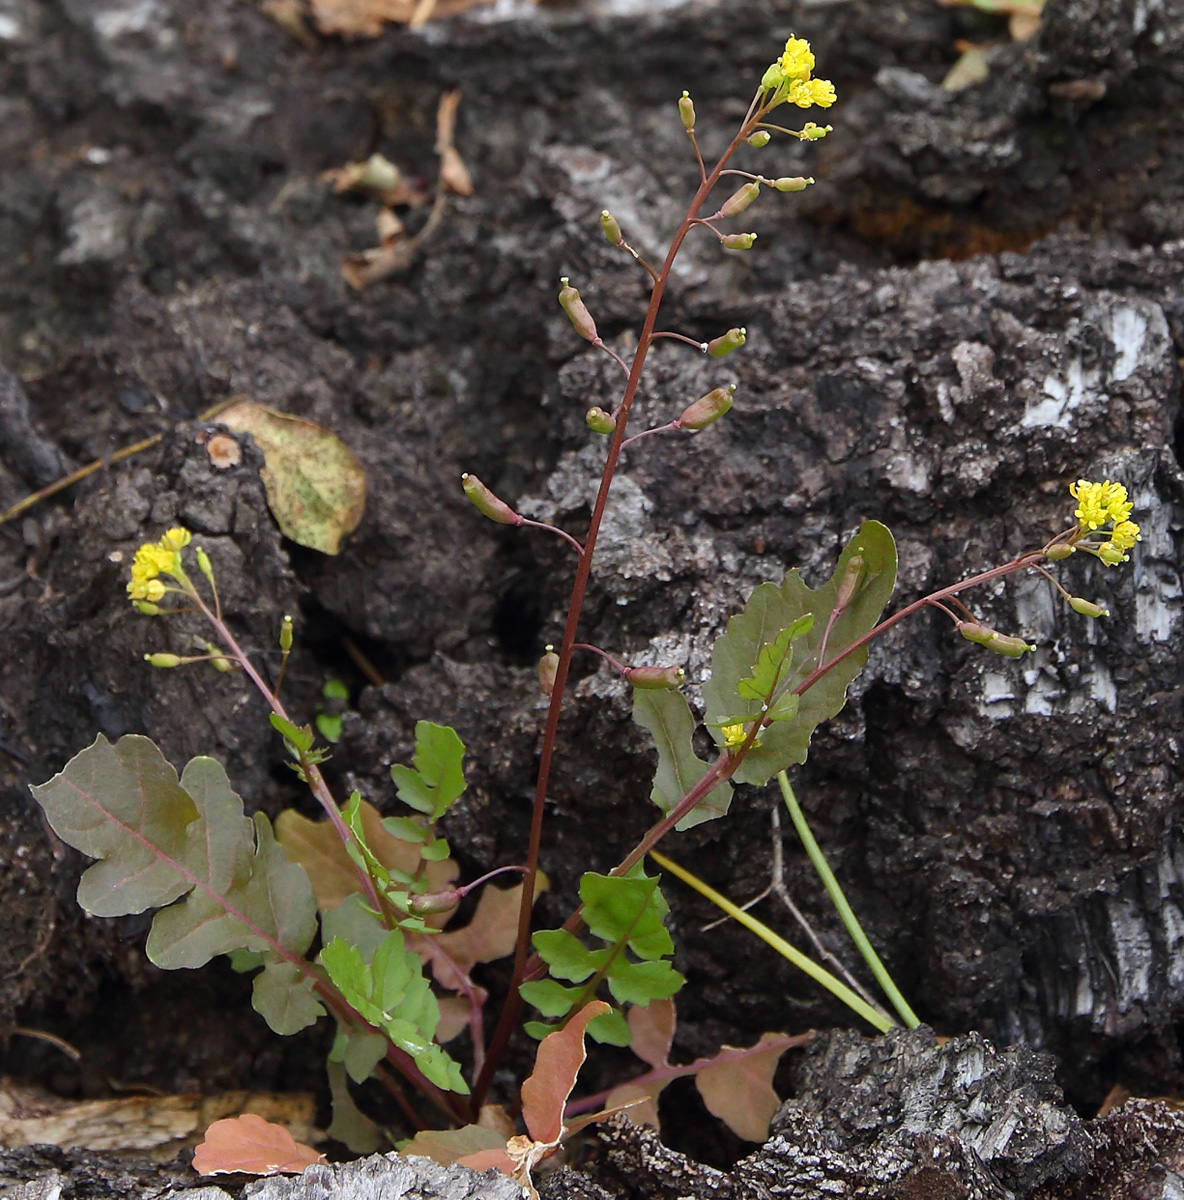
695;1032;794;1143
702;521;896;786
580;872;674;960
390;721;466;821
736;613;814;702
632;690;733;831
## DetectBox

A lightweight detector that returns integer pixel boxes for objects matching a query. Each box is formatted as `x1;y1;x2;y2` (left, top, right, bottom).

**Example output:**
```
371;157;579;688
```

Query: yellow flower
787;78;836;109
1110;520;1140;550
127;577;167;603
162;527;192;551
779;37;815;81
1069;479;1130;531
131;542;175;579
721;723;747;747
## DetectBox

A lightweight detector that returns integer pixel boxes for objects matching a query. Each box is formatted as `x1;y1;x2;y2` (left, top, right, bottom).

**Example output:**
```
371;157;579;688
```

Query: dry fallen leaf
308;0;492;37
193;1112;324;1176
215;401;366;555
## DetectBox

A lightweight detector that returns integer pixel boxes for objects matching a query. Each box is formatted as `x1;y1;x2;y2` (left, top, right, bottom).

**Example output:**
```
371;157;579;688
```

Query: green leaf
252;958;324;1035
321;894;388;960
323;679;350;701
581;872;674;960
632;690;733;831
518;979;584;1018
420;837;452;862
315;713;343;744
217;400;366;556
321;931;468;1094
227;948;264;974
270;714;314;752
703;521;896;786
390;722;466;820
531;929;604;983
381;816;429;844
604;959;684;1006
325;1058;383;1154
737;613;814;701
524;1020;554;1040
586;1008;632;1046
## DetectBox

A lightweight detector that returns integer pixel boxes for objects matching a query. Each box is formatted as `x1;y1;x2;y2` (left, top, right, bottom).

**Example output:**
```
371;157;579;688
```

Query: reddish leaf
694;1032;793;1143
430;883;523;988
403;1124;508;1169
192;1113;323;1176
521;1001;609;1145
628;998;676;1069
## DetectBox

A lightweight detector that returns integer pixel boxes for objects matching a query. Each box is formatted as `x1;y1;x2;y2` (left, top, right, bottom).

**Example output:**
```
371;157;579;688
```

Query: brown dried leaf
309;0;491;37
192;1112;323;1176
430;883;523;988
521;1000;610;1145
276;797;456;913
402;1123;508;1168
436;91;473;196
216;401;366;555
628;998;676;1069
694;1032;792;1143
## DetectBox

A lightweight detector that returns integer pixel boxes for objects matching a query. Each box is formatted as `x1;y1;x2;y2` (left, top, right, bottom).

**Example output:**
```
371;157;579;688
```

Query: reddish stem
472;94;767;1112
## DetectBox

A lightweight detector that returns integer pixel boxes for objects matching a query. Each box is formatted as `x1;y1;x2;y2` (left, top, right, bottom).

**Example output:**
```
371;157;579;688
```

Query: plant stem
649;850;895;1033
776;772;920;1029
473;94;767;1111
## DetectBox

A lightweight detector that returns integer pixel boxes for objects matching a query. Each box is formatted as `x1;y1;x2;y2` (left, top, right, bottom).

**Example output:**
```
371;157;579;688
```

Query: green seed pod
773;176;813;192
625;665;686;690
801;123;832;140
721;232;757;250
1069;596;1109;618
706;327;746;357
1043;544;1076;561
195;545;215;584
984;633;1036;657
600;210;623;245
957;621;997;647
677;384;736;431
134;601;162;616
206;643;235;673
538;646;560;697
1096;543;1129;565
747;131;771;148
409;888;462;916
462;473;522;526
558;278;598;343
678;91;696;132
585;406;616;434
280;614;294;653
720;182;761;219
834;555;864;611
145;652;184;668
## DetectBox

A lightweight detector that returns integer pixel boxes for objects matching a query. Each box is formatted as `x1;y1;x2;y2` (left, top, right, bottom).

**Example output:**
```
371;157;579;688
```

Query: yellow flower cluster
127;527;191;602
762;36;837;110
721;722;761;750
1069;480;1140;565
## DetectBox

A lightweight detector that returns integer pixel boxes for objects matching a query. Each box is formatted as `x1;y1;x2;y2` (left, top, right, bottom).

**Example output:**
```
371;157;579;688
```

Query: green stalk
776;772;920;1029
649;850;894;1034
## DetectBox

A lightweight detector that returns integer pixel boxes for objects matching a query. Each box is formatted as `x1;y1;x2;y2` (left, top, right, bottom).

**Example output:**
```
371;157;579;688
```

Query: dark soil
1;0;1183;1195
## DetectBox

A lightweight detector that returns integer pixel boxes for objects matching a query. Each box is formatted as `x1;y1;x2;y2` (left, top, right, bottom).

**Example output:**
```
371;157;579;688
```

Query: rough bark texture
1;0;1183;1194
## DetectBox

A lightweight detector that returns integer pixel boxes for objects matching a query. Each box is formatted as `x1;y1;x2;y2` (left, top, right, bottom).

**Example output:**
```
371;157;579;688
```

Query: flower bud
984;632;1036;658
957;621;997;647
677;384;735;431
195;545;214;585
409;888;462;916
1069;596;1109;618
462;473;523;526
678;91;695;132
1043;544;1076;561
624;664;686;690
600;210;623;245
280;614;294;653
145;652;184;668
773;176;813;192
162;527;191;552
134;601;162;616
747;131;771;148
834;555;864;612
721;232;757;250
707;327;746;358
558;278;598;343
585;406;616;434
538;646;560;697
720;182;761;219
